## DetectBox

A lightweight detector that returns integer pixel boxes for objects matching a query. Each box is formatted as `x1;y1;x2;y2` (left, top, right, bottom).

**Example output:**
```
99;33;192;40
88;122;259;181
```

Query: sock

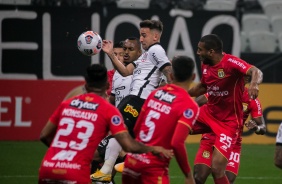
214;175;229;184
100;138;122;174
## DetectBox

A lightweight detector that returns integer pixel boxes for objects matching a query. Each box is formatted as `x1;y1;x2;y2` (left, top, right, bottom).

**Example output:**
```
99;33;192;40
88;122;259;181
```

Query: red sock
214;175;230;184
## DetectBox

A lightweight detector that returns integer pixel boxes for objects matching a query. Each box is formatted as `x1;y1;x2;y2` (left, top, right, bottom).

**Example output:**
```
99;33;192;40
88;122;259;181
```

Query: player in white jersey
275;122;282;169
110;38;142;107
102;19;172;137
91;37;143;183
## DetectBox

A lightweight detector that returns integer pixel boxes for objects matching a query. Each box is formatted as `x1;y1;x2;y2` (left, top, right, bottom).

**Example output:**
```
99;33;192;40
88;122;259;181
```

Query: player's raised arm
102;40;134;77
246;66;263;99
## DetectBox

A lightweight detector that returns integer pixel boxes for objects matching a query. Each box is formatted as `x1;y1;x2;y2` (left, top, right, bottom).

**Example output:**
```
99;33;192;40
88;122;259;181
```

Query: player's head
123;37;142;64
139;19;163;50
113;41;124;63
197;34;223;65
84;64;109;93
171;56;195;83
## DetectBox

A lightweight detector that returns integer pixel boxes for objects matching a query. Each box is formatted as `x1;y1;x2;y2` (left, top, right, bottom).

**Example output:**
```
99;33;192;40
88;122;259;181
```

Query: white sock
100;138;122;174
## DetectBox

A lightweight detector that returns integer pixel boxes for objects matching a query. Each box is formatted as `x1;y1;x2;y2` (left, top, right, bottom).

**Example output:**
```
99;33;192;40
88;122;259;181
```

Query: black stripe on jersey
277;143;282;146
137;66;158;97
146;42;160;51
132;62;137;68
159;62;172;71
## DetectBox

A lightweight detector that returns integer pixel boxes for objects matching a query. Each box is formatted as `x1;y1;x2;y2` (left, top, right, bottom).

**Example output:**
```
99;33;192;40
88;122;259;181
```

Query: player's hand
248;83;259;99
151;146;174;159
102;40;113;54
245;119;257;130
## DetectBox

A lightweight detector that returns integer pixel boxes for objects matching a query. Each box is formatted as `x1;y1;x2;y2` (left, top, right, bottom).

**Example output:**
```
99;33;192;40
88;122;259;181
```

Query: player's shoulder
147;43;164;53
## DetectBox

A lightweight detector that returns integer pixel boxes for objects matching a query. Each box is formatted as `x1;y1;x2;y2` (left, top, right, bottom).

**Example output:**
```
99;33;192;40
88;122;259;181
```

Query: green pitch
0;141;281;184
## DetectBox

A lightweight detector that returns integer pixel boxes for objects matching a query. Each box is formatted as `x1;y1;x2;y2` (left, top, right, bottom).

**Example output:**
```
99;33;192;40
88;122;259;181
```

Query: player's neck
173;81;191;92
211;54;224;66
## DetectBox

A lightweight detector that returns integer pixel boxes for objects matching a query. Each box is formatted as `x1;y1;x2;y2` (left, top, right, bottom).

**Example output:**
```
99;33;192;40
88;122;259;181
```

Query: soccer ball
77;31;102;56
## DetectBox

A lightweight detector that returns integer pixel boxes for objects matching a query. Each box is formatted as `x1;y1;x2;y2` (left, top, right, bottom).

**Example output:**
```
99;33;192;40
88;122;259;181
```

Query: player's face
197;42;212;65
113;47;124;63
123;40;141;64
139;27;156;50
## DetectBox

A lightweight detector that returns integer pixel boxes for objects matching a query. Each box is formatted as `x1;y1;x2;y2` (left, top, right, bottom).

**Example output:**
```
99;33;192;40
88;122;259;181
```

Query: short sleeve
107;105;128;135
147;45;171;69
249;98;263;118
276;123;282;144
178;103;199;132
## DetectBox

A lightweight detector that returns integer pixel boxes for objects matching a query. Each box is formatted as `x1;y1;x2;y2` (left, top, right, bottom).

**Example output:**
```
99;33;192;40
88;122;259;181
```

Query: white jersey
276;122;282;144
130;43;171;99
111;70;132;107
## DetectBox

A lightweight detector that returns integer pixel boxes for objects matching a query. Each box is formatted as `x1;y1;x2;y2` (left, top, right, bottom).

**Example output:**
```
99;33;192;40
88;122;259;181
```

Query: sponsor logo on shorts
202;150;210;159
124;104;138;117
184;109;194;119
227;161;235;168
111;115;121;126
218;69;225;78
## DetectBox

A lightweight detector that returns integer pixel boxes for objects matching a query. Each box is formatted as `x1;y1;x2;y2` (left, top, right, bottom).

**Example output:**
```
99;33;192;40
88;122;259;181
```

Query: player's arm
195;94;208;107
40;121;57;147
244;117;266;135
188;82;207;97
102;40;134;77
246;66;263;99
171;122;195;184
114;132;173;158
109;94;115;105
160;65;172;84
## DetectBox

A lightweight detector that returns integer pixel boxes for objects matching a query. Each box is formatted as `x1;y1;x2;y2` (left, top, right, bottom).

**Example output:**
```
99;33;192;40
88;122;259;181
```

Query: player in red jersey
122;56;199;184
188;34;263;184
193;76;266;184
38;64;173;184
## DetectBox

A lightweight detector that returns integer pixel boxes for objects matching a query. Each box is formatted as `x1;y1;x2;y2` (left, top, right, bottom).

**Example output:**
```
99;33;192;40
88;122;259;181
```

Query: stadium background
0;1;282;144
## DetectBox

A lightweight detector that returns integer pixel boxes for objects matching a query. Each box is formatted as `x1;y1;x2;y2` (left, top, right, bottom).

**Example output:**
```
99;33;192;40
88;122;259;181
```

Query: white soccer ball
77;31;102;56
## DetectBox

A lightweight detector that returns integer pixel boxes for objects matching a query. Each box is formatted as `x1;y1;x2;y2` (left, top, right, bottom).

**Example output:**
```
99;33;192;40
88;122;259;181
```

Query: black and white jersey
111;71;132;107
130;43;171;99
276;122;282;145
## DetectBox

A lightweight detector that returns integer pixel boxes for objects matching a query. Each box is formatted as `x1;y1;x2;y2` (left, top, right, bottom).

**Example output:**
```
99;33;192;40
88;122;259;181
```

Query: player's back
40;93;125;183
134;84;198;149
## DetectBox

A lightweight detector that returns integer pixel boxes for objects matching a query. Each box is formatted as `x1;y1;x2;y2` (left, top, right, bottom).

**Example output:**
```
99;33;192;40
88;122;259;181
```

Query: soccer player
63;41;125;100
102;19;172;137
38;64;173;184
91;37;143;183
122;56;199;184
193;76;266;184
275;122;282;169
188;34;263;184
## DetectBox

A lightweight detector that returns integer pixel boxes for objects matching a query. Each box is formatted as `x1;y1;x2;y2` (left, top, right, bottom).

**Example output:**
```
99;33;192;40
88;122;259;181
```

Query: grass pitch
0;141;281;184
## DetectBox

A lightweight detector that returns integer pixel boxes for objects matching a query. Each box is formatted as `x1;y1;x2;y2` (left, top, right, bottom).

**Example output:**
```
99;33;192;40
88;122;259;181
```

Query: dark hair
140;20;163;33
125;37;141;50
171;56;194;82
200;34;223;53
84;64;108;88
113;41;124;48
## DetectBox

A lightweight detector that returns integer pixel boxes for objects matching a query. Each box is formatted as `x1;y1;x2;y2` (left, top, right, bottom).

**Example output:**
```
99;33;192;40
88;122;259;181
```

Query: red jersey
107;69;115;96
133;84;199;173
201;53;252;123
39;93;127;183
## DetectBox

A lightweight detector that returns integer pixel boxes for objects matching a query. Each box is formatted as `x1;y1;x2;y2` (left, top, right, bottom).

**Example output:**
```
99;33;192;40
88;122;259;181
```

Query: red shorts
194;132;242;175
194;133;215;167
122;153;170;184
192;105;240;160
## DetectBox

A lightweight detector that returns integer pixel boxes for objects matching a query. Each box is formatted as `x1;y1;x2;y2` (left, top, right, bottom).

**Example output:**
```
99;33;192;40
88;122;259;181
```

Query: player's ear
106;81;110;91
170;72;174;81
84;84;89;93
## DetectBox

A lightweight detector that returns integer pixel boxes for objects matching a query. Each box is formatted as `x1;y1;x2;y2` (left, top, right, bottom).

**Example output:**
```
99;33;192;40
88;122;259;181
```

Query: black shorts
117;95;145;137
